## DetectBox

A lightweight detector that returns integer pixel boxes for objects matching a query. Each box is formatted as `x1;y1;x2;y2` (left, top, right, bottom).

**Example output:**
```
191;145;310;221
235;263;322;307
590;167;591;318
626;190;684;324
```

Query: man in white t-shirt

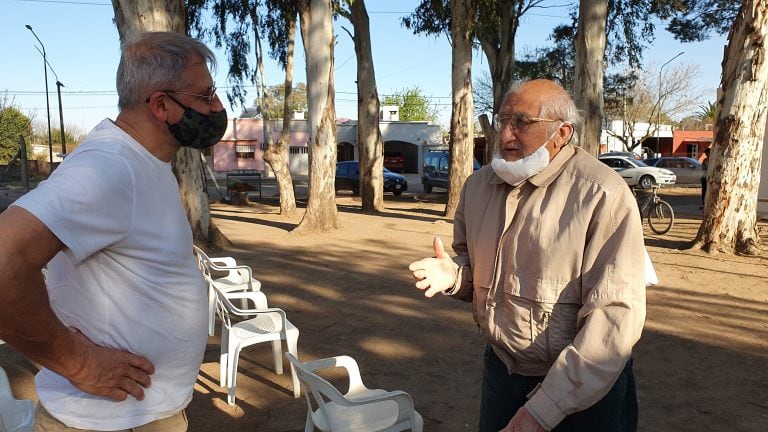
0;32;227;431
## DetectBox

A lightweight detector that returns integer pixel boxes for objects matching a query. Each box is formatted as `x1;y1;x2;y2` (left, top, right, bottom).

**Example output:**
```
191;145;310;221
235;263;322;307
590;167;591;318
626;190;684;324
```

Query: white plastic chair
205;274;300;405
193;245;262;336
0;367;34;432
286;353;423;432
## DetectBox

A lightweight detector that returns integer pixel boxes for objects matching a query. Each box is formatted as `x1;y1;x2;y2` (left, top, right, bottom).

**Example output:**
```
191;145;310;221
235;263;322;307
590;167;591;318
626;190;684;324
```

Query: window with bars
289;146;309;155
235;144;255;159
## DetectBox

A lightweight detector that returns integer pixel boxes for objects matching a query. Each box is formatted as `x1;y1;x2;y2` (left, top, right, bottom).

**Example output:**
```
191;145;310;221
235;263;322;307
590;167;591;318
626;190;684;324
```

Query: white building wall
601;120;672;155
758;121;768;217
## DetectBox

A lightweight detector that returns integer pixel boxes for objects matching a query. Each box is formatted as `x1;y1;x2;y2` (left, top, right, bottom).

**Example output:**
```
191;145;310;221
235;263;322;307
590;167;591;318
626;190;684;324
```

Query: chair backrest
285;353;348;428
192;245;212;276
0;367;35;432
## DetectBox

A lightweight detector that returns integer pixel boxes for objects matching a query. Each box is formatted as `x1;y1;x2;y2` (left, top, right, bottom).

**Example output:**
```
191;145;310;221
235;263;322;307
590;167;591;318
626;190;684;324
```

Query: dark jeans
478;345;638;432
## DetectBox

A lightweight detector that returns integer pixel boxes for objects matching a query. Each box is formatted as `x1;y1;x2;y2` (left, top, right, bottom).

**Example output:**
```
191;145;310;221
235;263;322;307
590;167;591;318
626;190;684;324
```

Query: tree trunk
694;0;767;255
259;10;297;217
445;0;474;219
112;0;218;246
295;0;338;233
573;0;607;156
477;0;517;165
350;0;385;212
477;114;495;164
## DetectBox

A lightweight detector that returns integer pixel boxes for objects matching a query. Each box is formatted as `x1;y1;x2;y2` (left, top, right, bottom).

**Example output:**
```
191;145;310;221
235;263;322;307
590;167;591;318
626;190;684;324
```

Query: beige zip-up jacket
450;145;646;430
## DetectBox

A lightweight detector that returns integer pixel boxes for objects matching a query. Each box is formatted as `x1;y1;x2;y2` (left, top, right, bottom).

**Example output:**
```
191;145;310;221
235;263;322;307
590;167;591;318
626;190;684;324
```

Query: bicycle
632;185;674;234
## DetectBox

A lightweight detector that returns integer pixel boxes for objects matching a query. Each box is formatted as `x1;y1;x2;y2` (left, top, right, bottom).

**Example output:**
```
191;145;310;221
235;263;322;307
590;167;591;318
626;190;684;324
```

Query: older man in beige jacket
409;79;646;432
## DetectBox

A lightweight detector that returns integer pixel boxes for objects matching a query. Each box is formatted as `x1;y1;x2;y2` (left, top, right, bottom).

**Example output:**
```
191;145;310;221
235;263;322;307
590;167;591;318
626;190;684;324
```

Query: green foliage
0;107;32;164
382;87;439;123
258;83;308;120
696;101;717;122
660;0;740;42
187;0;299;111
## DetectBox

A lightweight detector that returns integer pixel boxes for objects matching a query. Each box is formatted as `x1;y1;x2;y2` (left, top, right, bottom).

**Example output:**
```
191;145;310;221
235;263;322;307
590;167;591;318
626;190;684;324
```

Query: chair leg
304;410;314;432
287;333;300;398
219;328;230;388
272;340;283;375
227;345;241;406
208;289;216;337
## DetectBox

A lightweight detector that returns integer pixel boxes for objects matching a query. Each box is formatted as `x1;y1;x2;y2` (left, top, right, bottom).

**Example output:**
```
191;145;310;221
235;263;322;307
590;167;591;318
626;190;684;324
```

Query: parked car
598;155;676;189
383;151;405;173
643;156;705;185
600;151;639;160
335;161;407;196
422;150;480;193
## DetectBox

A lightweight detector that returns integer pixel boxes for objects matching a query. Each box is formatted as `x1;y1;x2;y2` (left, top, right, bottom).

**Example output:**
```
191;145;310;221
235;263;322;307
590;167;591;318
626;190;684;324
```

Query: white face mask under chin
491;145;551;186
491;125;564;185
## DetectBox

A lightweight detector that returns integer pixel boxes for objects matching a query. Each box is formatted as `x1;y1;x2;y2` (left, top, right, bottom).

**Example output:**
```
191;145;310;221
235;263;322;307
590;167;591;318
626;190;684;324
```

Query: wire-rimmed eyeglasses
493;113;558;131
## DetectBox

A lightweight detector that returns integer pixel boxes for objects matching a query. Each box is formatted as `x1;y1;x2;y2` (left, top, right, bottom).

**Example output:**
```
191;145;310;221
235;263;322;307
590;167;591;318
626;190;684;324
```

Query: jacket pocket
500;275;580;365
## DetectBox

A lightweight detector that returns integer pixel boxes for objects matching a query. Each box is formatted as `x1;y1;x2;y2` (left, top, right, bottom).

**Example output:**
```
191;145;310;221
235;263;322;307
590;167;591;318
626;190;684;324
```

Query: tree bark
694;0;767;255
112;0;218;247
573;0;607;156
445;0;474;219
475;1;530;164
295;0;338;233
349;0;385;212
259;10;298;217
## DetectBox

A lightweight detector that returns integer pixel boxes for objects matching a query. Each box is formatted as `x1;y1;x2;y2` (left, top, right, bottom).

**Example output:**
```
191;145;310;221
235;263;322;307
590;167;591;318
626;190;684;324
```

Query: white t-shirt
13;119;208;430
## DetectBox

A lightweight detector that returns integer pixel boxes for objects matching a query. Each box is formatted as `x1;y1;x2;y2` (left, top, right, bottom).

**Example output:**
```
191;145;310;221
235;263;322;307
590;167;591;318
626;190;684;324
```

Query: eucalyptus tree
443;0;476;218
404;0;549;167
294;0;338;233
694;1;767;255
187;0;299;217
572;0;607;156
339;0;386;212
112;0;222;246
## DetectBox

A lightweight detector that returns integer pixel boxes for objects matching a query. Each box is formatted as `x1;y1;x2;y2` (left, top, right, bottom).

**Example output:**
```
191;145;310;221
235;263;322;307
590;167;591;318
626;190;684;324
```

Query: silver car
644;157;705;185
599;156;676;189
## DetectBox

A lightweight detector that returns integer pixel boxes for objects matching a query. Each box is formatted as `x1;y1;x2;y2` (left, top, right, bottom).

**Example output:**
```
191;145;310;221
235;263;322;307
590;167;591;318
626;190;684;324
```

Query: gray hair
504;80;583;146
116;32;217;109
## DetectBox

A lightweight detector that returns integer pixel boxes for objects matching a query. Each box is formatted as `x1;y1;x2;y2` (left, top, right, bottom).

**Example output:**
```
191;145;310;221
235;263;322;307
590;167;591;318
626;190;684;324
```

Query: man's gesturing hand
66;327;155;401
408;236;459;297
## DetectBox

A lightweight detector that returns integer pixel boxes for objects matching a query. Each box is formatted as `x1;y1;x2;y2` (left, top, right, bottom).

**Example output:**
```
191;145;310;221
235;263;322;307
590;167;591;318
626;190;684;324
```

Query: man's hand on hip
65;327;155;401
408;236;458;297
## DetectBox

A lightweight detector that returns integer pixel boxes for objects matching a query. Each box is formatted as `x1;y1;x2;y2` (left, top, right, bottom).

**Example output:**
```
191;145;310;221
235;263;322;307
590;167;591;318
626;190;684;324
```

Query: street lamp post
55;81;66;155
25;24;54;166
656;51;684;154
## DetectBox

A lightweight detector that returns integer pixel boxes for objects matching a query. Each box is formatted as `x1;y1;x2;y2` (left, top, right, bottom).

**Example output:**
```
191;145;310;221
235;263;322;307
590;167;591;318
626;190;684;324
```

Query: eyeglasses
163;85;218;105
493;113;558;131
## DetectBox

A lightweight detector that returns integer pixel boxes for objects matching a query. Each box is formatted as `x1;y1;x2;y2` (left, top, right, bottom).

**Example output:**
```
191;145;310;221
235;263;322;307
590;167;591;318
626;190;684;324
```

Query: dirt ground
1;186;767;431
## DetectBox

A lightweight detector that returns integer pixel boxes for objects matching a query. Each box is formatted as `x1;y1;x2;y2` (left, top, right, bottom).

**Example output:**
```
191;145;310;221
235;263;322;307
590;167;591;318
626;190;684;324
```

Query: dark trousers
478;345;638;432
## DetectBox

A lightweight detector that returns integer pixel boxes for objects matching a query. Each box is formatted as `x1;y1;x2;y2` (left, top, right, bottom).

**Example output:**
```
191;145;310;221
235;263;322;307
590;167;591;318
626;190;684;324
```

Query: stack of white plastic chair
204;274;300;405
285;353;423;432
0;367;34;432
193;245;262;336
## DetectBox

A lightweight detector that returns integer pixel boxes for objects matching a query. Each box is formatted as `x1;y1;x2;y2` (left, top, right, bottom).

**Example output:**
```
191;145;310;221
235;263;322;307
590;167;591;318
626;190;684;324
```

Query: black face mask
165;94;228;149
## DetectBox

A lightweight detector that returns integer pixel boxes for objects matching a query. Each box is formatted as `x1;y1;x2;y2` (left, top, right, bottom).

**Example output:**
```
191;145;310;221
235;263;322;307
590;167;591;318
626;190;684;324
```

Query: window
289;146;309;154
438;156;448;171
235;144;255;159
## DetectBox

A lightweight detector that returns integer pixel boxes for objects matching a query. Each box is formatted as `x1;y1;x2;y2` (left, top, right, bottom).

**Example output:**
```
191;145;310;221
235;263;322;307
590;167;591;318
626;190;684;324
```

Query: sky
2;0;729;137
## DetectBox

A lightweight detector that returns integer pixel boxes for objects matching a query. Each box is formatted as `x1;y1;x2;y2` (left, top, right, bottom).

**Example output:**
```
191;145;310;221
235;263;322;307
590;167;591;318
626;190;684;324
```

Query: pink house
210;118;310;174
